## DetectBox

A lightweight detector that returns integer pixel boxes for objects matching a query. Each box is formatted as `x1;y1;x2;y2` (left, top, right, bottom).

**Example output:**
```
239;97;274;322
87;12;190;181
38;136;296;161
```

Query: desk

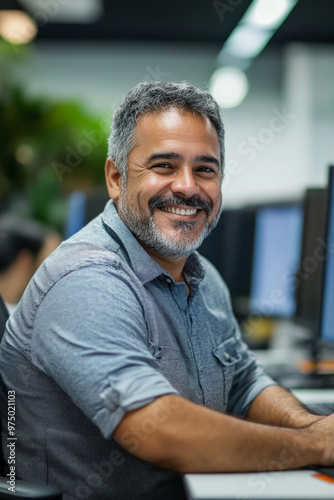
184;470;334;499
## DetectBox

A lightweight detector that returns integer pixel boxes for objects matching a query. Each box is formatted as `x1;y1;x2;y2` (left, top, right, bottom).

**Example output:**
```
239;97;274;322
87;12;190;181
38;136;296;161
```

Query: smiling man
107;105;223;279
1;81;334;500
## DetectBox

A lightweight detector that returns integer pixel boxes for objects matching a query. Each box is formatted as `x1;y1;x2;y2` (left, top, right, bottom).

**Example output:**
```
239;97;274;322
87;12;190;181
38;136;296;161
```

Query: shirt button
166;278;172;284
224;352;231;361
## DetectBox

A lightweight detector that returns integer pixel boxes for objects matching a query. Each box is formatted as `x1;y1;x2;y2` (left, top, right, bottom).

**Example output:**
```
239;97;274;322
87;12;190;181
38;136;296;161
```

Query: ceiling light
243;0;298;30
0;9;37;44
209;67;249;109
224;25;272;59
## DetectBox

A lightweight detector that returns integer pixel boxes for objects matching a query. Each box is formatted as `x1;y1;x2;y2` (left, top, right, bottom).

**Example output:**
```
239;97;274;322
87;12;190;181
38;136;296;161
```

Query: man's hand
302;414;334;465
112;394;334;473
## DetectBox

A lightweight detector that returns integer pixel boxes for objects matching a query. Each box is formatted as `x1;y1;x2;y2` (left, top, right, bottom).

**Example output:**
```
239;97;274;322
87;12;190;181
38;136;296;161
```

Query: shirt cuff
233;375;278;417
92;377;179;439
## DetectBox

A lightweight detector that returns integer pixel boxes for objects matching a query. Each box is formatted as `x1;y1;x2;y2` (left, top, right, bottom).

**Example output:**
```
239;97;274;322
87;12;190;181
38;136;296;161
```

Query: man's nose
170;167;200;198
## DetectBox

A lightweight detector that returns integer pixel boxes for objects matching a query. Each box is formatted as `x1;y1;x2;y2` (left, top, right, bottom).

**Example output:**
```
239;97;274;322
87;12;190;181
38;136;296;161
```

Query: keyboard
264;365;334;414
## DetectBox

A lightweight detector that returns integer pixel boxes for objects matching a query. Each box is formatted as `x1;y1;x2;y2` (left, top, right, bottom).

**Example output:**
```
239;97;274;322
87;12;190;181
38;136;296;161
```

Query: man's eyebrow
145;152;220;168
145;152;183;164
194;155;220;169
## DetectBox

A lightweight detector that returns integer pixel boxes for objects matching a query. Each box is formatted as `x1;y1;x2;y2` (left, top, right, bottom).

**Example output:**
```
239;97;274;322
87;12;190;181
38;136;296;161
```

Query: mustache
149;195;213;215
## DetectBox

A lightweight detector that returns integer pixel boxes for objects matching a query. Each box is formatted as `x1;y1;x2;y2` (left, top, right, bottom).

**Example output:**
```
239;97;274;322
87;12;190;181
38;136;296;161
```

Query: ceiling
13;0;334;47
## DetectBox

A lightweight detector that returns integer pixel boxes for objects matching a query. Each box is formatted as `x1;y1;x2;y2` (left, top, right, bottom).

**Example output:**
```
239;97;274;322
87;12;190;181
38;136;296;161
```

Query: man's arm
113;394;334;473
246;385;325;427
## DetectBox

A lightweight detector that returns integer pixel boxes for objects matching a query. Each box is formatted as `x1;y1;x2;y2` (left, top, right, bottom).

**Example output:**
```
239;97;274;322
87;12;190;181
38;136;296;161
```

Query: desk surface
184;470;334;500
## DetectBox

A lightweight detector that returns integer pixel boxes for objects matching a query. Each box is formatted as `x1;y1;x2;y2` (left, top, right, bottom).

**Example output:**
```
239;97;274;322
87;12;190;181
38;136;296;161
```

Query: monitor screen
319;166;334;344
250;204;303;317
198;207;256;300
294;188;327;328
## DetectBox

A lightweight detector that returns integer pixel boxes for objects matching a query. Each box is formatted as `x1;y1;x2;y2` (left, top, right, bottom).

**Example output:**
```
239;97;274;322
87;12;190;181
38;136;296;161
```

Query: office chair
0;294;62;499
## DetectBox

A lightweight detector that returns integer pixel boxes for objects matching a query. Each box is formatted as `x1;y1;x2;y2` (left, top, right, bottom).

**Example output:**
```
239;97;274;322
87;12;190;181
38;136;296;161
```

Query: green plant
0;40;110;232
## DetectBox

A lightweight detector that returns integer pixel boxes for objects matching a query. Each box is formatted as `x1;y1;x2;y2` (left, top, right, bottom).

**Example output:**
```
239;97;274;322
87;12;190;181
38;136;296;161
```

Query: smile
160;207;198;216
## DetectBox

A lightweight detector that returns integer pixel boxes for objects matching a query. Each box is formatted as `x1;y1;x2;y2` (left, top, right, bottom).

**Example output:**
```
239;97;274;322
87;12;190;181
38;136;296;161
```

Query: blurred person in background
0;215;61;313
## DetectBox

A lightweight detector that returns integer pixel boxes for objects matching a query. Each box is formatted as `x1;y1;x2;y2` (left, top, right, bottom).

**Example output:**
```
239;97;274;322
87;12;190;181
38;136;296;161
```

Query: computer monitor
249;204;303;317
294;188;328;329
198;207;256;302
317;166;334;349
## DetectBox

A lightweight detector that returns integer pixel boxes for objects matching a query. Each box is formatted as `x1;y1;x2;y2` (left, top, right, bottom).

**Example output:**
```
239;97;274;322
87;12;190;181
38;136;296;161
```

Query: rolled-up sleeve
32;265;178;438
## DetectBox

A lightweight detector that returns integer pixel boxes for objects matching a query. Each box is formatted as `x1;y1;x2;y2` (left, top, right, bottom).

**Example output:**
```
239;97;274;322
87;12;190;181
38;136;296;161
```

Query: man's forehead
131;108;219;147
136;107;211;127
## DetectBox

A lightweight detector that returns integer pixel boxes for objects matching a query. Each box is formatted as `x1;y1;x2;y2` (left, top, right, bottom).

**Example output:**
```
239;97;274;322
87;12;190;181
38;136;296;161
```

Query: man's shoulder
43;215;130;286
11;218;136;340
23;213;131;306
65;211;122;253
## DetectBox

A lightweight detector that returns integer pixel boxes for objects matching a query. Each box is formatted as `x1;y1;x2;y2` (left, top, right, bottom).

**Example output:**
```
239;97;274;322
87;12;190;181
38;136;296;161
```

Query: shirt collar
184;252;205;284
101;200;205;286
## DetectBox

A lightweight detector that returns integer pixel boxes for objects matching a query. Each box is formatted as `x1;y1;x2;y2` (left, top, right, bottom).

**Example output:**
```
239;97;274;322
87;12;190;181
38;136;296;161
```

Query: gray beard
117;190;221;260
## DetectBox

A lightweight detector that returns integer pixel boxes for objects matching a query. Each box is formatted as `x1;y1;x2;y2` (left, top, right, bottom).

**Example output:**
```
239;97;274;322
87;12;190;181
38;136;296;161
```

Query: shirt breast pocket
212;337;242;408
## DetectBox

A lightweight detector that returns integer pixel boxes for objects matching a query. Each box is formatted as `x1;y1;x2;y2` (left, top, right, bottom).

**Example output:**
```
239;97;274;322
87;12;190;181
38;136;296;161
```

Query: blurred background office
0;1;333;355
1;0;333;215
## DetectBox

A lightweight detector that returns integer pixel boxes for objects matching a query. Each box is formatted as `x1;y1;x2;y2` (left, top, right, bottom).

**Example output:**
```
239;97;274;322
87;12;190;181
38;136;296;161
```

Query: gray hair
107;81;225;181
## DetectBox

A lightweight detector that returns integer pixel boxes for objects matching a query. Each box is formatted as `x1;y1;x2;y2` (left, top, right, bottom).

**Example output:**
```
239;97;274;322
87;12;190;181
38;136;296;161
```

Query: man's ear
105;158;122;201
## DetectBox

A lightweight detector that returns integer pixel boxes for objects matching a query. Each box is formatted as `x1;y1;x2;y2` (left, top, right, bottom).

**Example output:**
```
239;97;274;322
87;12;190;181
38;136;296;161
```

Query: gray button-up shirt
0;201;275;500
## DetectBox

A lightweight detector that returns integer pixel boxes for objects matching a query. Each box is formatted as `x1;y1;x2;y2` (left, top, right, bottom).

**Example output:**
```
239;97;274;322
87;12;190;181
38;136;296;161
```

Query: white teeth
161;207;197;215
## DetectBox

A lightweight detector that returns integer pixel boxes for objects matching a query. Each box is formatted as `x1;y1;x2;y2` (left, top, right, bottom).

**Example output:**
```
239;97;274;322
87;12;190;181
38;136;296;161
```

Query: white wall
11;40;334;207
222;43;334;208
13;41;220;112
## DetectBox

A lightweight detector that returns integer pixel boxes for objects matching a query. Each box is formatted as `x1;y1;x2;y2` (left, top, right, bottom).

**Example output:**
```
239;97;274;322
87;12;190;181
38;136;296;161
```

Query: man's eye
153;163;172;169
198;166;215;173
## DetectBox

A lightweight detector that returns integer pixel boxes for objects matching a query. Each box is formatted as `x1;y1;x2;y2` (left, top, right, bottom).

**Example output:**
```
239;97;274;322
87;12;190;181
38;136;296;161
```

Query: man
0;81;333;500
